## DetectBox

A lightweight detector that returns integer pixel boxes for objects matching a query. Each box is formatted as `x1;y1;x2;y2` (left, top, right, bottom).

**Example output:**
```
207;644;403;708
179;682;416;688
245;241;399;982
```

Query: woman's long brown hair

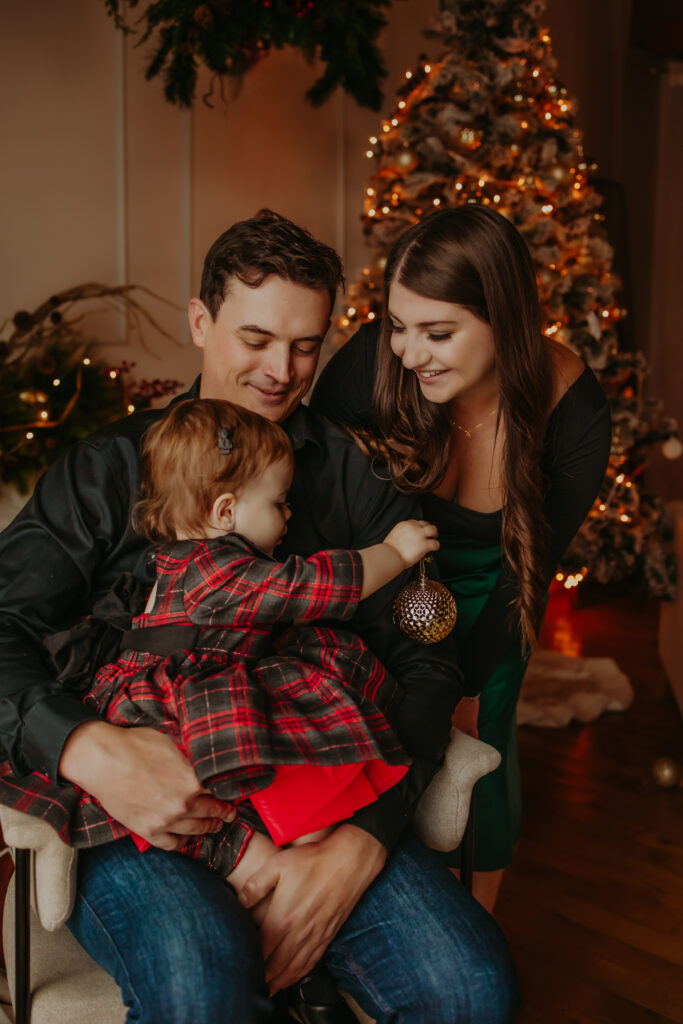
368;204;553;652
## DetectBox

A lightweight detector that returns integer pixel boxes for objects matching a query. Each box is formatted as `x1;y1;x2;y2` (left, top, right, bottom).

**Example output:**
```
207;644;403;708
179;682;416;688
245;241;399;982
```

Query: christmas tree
0;285;183;494
337;0;679;599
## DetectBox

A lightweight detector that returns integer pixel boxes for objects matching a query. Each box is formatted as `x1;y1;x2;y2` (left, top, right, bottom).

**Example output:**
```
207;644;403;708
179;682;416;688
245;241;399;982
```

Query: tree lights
339;0;679;599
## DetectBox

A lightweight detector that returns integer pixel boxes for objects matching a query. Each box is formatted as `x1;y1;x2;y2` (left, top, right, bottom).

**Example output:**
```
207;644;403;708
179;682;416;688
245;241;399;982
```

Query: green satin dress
423;496;530;872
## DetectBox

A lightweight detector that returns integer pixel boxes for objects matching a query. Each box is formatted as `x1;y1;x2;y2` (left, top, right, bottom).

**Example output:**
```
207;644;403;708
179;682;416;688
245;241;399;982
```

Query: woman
311;204;612;912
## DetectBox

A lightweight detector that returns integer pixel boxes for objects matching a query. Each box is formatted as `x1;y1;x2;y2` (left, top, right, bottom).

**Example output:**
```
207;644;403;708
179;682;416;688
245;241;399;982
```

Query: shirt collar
282;403;323;452
183;377;322;453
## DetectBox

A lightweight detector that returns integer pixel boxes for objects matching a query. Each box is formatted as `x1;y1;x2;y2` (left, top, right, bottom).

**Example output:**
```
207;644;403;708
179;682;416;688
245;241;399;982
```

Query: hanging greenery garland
104;0;394;110
0;284;183;494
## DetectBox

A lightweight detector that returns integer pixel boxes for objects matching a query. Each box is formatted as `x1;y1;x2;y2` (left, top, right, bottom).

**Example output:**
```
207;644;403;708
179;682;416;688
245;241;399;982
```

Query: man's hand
59;720;235;850
239;825;387;993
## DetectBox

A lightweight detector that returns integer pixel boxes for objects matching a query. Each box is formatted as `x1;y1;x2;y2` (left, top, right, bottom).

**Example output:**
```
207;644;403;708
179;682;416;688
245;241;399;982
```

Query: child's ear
208;492;236;534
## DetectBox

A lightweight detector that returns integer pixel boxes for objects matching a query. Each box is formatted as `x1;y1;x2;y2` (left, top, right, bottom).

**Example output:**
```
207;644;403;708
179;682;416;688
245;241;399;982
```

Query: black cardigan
0;378;463;852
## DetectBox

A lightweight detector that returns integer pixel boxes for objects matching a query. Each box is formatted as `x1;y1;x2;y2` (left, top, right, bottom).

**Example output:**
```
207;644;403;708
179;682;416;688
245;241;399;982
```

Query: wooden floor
496;588;683;1024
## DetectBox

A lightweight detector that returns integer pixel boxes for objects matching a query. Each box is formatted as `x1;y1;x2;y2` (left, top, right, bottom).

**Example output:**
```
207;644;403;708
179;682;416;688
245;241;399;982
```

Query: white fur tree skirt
517;649;634;727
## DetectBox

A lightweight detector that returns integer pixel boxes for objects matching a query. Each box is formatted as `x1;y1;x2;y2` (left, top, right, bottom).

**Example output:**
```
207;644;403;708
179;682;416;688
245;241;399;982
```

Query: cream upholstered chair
1;729;500;1024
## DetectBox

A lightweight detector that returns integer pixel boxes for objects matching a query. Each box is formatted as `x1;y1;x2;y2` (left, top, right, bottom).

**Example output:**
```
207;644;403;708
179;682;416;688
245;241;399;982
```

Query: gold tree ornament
393;558;457;644
394;147;419;172
651;756;682;789
458;126;483;151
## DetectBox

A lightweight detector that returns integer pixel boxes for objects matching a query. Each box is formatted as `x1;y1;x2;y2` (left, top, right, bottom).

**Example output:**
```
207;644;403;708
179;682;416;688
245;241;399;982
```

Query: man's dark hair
200;209;344;320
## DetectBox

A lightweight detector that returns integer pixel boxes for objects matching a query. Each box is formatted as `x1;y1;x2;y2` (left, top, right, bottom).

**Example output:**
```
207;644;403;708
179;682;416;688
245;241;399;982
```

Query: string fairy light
330;0;678;603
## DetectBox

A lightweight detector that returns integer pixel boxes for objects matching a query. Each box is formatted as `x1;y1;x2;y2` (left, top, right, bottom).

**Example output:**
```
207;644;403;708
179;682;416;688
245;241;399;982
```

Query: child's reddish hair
133;398;292;543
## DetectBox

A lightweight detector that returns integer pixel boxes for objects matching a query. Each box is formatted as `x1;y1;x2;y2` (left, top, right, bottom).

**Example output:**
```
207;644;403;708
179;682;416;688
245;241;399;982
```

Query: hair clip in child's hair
217;427;234;455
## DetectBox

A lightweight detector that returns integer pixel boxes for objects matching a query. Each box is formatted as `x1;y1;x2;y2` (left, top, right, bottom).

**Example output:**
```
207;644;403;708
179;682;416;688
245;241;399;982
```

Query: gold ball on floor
651;756;682;788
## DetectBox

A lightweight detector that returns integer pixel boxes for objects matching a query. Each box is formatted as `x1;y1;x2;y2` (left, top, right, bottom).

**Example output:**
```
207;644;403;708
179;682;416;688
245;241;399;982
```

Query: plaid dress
86;534;409;845
0;535;408;866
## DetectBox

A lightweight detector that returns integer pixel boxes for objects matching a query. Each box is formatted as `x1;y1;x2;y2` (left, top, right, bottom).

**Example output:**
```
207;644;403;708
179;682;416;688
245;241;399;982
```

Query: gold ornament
395;147;418;172
393;558;457;644
662;437;683;461
458;126;483;151
651;757;682;788
19;389;48;405
550;165;572;185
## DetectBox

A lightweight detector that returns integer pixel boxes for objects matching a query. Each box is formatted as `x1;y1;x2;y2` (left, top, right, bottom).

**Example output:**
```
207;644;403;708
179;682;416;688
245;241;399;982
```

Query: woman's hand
59;720;235;849
452;695;479;738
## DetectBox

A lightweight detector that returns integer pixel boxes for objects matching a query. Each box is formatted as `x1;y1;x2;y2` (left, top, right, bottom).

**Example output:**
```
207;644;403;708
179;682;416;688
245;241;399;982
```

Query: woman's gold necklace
450;407;497;439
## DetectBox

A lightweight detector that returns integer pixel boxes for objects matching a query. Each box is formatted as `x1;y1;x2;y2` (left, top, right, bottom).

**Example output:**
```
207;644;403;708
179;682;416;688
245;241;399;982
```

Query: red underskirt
247;760;408;845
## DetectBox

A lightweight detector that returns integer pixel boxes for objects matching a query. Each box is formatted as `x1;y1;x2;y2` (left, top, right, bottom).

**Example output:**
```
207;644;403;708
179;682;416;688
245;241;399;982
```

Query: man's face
190;274;331;423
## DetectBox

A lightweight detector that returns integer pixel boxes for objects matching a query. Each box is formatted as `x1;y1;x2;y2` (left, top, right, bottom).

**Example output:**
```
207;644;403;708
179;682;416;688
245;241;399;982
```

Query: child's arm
184;522;437;627
358;520;439;600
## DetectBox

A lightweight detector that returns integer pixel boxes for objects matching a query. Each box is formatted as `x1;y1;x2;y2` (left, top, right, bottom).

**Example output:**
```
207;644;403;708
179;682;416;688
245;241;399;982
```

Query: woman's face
387;279;497;404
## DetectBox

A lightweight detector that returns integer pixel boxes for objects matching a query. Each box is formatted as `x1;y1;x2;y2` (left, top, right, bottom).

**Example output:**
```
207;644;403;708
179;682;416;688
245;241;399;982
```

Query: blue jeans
67;833;518;1023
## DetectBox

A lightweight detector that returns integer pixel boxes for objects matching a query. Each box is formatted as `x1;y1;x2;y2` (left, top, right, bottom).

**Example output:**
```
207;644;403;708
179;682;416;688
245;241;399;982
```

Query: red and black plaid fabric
90;535;408;796
0;535;408;871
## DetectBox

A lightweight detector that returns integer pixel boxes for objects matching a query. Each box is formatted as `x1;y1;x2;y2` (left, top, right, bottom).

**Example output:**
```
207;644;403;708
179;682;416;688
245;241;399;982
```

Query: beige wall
0;0;440;387
1;0;680;494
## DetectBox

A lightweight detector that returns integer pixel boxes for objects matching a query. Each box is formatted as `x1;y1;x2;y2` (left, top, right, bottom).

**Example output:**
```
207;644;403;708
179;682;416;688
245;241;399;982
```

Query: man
0;211;517;1023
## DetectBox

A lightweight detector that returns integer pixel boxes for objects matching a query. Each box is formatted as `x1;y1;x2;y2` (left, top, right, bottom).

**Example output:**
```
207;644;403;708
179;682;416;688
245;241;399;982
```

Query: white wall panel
0;2;121;312
1;0;666;413
120;27;197;382
190;45;342;288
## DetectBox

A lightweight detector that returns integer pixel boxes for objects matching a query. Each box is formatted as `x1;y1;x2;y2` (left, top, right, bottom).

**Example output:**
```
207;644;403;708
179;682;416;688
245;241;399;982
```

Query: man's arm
334;435;463;844
0;438;131;779
0;431;233;845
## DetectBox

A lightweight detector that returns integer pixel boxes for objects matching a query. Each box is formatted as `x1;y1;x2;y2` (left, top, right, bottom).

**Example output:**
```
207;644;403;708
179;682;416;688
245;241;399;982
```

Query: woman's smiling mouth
416;369;448;382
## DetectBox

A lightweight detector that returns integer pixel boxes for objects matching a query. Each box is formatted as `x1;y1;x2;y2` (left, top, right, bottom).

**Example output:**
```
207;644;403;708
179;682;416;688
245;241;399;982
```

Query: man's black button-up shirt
0;380;462;851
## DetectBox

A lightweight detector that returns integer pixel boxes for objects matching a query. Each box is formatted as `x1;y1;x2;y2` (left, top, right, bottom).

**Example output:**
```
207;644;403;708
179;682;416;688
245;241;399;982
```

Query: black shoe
284;968;357;1024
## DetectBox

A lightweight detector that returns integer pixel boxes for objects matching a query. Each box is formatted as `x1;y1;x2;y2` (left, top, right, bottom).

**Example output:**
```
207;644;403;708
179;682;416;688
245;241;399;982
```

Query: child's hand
383;520;439;568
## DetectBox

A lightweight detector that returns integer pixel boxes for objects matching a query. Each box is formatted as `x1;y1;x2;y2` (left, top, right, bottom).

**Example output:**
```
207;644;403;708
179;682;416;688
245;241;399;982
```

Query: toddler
0;397;439;1020
85;399;439;890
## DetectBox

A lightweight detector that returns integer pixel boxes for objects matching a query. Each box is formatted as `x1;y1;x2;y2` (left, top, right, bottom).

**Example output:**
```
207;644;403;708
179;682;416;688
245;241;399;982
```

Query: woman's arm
310;322;379;429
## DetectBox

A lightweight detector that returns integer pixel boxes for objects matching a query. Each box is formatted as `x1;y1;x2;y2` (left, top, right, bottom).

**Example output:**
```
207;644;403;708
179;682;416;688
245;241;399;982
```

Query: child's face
233;456;293;555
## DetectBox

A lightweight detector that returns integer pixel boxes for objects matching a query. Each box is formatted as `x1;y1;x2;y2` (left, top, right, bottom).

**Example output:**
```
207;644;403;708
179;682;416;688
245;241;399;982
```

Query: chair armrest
412;728;501;852
0;728;500;930
0;805;77;931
